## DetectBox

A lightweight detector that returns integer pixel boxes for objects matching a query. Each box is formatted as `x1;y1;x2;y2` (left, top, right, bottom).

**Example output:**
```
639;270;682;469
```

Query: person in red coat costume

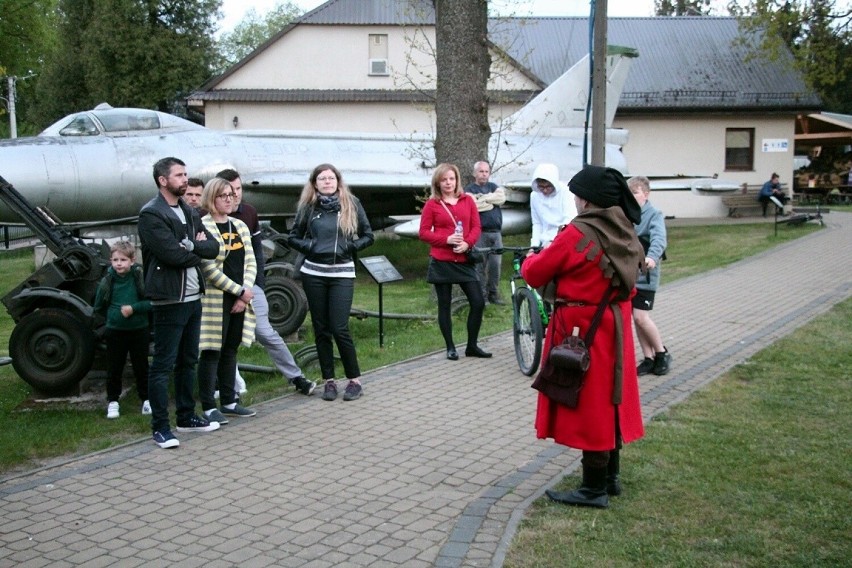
419;163;491;360
521;165;646;509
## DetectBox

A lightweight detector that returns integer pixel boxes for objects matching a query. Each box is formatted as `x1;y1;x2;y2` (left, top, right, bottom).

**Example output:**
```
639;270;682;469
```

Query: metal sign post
770;195;784;236
359;255;403;347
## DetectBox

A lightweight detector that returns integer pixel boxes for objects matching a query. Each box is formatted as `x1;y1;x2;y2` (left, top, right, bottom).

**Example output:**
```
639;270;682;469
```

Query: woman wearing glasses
530;163;577;249
197;177;258;423
288;164;374;402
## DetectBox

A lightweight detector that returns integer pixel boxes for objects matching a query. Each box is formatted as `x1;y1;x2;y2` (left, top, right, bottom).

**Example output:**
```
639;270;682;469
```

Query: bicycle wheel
513;287;544;376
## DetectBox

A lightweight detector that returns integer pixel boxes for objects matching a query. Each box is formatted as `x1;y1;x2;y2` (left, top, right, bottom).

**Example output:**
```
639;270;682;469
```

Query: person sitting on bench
758;173;789;216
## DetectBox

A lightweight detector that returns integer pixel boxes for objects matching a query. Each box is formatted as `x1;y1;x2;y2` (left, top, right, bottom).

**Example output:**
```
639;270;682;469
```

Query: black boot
546;464;609;508
606;449;622;496
652;347;672;375
636;357;654;376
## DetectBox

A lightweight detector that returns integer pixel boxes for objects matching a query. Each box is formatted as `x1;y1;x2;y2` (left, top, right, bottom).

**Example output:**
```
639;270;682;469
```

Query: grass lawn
0;220;823;475
504;295;851;567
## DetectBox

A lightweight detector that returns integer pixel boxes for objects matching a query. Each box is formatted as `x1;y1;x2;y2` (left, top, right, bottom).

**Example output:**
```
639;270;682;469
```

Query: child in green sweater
94;241;152;418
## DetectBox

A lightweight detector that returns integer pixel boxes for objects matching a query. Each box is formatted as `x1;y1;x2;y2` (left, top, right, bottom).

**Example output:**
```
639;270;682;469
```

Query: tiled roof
299;0;435;24
493;16;820;111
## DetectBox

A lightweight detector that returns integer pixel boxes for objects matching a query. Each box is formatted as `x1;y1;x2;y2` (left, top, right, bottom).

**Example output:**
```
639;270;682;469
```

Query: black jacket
138;193;218;301
287;195;374;265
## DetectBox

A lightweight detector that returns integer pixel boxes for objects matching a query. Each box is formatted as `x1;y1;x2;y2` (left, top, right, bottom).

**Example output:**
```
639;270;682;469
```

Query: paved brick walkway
1;213;850;568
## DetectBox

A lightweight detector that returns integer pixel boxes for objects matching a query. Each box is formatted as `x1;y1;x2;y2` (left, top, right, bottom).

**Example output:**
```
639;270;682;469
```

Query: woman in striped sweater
197;177;258;423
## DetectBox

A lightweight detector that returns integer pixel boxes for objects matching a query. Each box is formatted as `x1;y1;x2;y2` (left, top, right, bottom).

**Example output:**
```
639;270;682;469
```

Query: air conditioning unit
369;59;389;76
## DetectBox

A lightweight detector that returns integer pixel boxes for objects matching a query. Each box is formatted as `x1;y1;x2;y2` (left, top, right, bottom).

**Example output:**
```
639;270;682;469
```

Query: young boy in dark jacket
94;241;151;419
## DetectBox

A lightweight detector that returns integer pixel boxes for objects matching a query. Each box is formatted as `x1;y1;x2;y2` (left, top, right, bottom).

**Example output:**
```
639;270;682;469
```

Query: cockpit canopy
39;104;204;137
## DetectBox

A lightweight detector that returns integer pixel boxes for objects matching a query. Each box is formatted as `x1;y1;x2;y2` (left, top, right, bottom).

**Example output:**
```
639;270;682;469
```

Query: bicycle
487;246;549;376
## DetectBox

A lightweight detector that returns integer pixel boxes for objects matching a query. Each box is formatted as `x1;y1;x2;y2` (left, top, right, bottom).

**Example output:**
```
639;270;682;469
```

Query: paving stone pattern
1;214;850;568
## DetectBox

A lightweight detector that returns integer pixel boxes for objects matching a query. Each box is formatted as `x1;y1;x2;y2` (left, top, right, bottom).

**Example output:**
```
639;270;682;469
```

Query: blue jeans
149;301;202;433
300;273;360;380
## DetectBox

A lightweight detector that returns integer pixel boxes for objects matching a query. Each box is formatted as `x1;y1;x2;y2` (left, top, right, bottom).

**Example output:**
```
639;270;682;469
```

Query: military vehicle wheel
9;308;96;395
265;274;308;337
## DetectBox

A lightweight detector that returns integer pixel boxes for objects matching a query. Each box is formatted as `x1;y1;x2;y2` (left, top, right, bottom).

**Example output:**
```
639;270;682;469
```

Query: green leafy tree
655;0;713;15
730;0;851;113
32;0;221;127
0;0;59;135
216;1;302;72
29;0;91;127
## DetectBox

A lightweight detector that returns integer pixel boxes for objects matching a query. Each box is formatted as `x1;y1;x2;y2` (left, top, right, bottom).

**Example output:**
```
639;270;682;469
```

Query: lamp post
7;76;17;139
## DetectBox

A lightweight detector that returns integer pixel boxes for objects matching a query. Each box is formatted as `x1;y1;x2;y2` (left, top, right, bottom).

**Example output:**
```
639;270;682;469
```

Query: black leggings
433;281;485;350
105;327;149;402
198;295;244;410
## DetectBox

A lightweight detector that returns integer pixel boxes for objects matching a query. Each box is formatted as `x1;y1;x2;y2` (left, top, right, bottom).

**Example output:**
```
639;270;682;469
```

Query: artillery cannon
1;176;109;395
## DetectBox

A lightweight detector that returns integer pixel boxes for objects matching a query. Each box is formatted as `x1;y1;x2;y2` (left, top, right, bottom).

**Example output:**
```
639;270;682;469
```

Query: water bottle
454;220;463;235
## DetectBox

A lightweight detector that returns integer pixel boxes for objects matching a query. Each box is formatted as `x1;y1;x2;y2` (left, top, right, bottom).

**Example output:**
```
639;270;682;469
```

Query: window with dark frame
725;128;754;171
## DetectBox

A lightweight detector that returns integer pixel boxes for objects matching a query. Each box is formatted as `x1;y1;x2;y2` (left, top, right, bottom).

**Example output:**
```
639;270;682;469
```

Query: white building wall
207;101;525;134
206;24;538;133
614;115;796;187
612;114;796;217
217;26;536;92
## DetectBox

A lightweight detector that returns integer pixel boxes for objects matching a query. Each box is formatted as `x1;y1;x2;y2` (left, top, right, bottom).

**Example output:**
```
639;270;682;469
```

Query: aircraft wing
244;172;429;191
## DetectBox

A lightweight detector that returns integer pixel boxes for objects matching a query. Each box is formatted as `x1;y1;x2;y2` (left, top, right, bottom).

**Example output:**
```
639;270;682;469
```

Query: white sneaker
235;369;248;395
107;401;120;419
141;400;152;415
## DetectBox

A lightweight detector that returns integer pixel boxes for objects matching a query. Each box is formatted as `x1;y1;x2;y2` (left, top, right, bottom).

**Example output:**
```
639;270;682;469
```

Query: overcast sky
218;0;669;34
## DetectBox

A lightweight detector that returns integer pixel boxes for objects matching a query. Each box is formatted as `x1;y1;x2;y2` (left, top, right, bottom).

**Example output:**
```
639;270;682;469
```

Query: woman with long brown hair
288;164;374;401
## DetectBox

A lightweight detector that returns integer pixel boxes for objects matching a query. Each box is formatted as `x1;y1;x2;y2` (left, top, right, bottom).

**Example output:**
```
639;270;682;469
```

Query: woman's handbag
466;247;486;264
531;286;615;408
439;200;481;263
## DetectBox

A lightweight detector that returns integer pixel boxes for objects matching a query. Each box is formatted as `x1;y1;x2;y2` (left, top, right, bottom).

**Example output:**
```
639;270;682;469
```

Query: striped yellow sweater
199;215;257;351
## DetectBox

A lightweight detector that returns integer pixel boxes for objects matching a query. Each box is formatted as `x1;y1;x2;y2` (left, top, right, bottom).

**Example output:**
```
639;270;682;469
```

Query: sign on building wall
761;139;789;152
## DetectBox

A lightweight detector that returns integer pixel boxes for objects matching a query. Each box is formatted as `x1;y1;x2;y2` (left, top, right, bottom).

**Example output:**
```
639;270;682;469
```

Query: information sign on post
770;195;784;236
360;255;403;284
359;256;403;347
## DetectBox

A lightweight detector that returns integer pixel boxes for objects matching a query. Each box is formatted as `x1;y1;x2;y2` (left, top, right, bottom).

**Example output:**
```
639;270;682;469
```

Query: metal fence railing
1;225;38;250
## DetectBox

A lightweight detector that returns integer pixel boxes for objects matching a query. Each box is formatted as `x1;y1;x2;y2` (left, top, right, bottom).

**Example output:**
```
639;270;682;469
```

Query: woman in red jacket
521;165;645;509
419;163;491;360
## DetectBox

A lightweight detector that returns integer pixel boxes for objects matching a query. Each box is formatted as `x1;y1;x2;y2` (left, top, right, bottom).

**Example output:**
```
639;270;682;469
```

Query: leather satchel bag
531;286;615;408
549;329;590;372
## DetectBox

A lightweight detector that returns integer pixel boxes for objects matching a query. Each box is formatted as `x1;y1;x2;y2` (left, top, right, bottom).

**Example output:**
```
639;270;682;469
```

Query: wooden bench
721;183;789;217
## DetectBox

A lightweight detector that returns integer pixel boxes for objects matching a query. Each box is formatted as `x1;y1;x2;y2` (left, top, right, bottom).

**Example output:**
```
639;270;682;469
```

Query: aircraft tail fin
500;46;637;136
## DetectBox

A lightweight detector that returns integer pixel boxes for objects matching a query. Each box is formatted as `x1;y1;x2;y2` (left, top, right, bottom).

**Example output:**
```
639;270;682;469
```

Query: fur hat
568;165;641;224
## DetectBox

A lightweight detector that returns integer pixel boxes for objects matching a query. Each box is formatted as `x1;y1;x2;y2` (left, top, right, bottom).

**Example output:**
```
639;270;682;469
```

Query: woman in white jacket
530;163;577;248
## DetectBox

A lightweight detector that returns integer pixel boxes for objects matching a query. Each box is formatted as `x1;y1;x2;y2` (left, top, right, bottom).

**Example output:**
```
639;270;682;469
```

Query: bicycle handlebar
474;245;542;256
